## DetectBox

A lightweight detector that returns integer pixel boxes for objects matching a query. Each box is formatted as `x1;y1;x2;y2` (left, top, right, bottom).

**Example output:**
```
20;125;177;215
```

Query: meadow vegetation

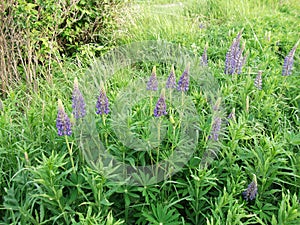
0;0;299;224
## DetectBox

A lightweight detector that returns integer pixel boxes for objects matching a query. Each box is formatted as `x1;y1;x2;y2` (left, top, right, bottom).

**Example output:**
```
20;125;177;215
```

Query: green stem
169;88;172;107
150;92;153;116
102;114;108;147
65;135;75;173
156;119;161;177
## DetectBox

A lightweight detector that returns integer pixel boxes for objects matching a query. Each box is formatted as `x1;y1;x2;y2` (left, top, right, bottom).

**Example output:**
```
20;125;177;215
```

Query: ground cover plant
0;0;300;224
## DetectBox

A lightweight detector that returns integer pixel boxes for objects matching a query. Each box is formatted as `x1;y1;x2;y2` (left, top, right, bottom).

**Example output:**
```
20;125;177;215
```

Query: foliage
0;0;124;94
0;0;300;224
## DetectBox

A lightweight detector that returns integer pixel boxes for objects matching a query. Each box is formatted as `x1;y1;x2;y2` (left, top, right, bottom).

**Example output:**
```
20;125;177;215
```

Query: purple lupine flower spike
236;42;246;74
254;70;262;90
147;66;158;91
200;43;208;66
177;63;190;92
225;30;247;75
209;116;221;141
72;77;86;119
243;174;258;201
56;99;72;136
166;65;176;89
96;82;110;115
282;41;299;76
154;89;168;117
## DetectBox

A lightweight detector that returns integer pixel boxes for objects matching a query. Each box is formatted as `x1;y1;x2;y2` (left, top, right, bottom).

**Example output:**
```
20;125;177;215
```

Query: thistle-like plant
282;41;299;76
224;30;247;75
72;77;86;119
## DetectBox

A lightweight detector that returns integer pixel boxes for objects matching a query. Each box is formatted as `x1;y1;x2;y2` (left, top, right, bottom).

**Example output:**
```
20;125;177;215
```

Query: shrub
0;0;125;95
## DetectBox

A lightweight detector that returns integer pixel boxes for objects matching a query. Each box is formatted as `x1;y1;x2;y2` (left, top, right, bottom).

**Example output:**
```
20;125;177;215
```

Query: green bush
0;0;125;95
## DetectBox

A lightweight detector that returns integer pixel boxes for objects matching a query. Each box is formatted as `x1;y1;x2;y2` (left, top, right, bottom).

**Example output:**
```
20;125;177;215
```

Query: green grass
1;0;300;224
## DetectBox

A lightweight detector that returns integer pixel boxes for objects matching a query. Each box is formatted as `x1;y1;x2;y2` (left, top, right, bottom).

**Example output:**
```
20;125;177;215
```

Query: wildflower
200;43;208;66
56;99;72;136
166;65;176;89
237;49;248;75
243;174;258;201
209;116;221;141
177;63;190;92
282;41;298;76
147;66;158;91
154;89;167;117
72;77;86;119
96;83;110;115
224;30;247;75
254;71;262;90
199;22;205;29
227;108;236;122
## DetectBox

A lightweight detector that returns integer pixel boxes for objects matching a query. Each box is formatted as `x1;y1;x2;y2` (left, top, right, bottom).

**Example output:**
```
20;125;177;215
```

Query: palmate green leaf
3;187;19;211
251;201;278;224
142;204;181;225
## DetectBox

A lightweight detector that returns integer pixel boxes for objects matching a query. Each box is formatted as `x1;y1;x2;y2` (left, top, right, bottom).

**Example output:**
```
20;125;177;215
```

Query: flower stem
102;114;108;147
150;92;153;116
65;135;75;173
169;89;172;107
156;119;161;177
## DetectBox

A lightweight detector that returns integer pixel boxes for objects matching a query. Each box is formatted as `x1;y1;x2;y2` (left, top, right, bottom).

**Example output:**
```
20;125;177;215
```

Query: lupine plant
177;63;190;92
154;89;167;117
243;174;258;201
56;99;75;171
227;108;236;122
1;1;300;224
254;70;263;90
147;66;158;91
282;41;299;76
56;99;72;136
209;116;222;141
200;43;208;66
224;30;247;75
72;77;86;119
165;65;176;89
96;82;110;115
